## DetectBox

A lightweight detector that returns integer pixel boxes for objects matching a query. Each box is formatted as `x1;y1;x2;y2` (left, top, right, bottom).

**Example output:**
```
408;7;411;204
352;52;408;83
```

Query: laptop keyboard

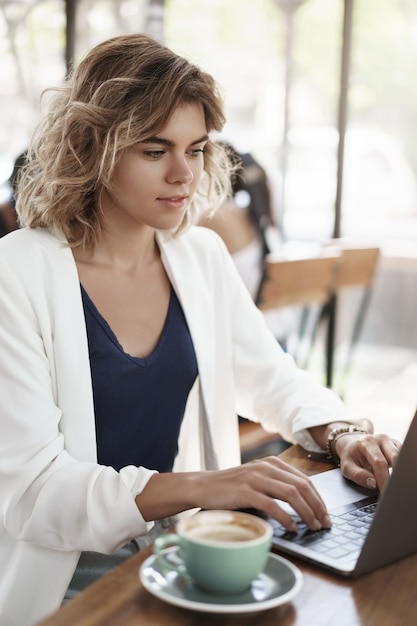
270;501;378;561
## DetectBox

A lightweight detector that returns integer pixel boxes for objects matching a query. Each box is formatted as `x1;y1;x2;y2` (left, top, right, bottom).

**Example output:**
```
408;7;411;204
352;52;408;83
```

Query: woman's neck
74;224;159;275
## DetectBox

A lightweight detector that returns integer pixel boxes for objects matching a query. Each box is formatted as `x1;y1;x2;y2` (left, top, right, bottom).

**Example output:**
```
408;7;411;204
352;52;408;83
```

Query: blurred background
1;0;416;436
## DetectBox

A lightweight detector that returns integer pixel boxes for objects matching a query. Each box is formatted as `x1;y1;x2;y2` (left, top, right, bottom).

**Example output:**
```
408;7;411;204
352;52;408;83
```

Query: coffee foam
183;511;267;544
187;523;258;543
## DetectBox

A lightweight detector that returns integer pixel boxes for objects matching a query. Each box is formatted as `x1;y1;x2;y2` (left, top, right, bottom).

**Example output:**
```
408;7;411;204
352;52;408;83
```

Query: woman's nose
166;156;194;184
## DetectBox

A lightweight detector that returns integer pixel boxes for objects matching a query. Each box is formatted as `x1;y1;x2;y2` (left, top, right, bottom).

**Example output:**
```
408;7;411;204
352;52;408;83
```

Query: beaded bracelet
326;425;368;465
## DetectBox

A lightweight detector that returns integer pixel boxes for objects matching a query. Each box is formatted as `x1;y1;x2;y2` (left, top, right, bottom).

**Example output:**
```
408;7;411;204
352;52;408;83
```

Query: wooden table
38;446;417;626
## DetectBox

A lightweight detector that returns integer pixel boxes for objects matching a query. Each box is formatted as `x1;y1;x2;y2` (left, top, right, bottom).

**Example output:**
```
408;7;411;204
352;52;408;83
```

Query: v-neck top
80;284;198;472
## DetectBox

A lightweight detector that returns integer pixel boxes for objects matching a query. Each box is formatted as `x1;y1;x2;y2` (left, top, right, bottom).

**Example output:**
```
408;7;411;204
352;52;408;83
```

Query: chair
256;249;342;364
323;242;380;394
331;243;380;290
239;249;342;460
255;249;342;310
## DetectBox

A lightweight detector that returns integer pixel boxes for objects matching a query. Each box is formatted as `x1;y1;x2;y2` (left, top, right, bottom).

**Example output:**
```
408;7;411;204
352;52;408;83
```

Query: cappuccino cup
153;510;272;594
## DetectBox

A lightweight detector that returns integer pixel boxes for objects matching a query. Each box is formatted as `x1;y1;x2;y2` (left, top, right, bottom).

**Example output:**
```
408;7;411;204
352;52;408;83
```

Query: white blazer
0;226;352;625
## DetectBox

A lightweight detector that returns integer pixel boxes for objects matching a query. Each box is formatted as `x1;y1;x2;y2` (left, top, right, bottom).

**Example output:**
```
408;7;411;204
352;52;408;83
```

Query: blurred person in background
199;142;295;346
0;152;25;236
199;142;279;298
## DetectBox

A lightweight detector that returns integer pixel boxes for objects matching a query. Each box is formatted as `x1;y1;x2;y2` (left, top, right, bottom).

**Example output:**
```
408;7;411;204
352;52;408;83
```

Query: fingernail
323;515;332;528
289;520;298;533
312;519;322;531
366;477;377;489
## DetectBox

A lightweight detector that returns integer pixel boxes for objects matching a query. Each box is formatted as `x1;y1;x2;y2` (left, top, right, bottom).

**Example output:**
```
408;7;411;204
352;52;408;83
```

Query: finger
380;437;402;466
239;486;324;534
248;455;314;480
341;462;379;491
341;434;399;491
275;472;331;530
259;468;331;531
223;457;331;531
243;492;300;532
361;435;401;490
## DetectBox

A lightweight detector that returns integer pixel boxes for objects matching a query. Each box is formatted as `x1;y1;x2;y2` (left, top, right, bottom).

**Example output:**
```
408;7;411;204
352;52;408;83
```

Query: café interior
1;1;417;625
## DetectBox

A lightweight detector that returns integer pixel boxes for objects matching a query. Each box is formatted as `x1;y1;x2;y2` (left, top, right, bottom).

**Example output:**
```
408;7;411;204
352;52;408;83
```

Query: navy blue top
81;285;198;473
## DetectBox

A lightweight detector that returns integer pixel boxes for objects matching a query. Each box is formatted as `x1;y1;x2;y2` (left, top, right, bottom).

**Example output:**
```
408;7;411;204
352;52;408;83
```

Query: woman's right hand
135;456;331;532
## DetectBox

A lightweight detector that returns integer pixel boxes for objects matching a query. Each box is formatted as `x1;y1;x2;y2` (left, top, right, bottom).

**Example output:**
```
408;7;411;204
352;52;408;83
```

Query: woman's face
99;102;208;234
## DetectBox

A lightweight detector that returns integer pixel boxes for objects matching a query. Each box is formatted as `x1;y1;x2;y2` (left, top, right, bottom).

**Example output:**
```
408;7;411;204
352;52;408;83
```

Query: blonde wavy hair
16;33;232;249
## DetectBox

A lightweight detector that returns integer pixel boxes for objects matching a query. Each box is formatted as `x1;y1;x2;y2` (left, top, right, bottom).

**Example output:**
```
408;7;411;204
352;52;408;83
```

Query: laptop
268;407;417;577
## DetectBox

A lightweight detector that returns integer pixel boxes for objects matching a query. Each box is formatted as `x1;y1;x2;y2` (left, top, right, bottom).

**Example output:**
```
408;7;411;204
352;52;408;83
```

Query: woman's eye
144;150;165;159
189;148;205;157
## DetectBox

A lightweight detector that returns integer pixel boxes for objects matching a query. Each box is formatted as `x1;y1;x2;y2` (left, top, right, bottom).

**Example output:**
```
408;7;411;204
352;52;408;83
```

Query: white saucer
139;547;303;614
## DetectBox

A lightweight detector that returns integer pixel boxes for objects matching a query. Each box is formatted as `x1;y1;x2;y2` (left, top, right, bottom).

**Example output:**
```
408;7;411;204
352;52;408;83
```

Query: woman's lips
158;195;189;208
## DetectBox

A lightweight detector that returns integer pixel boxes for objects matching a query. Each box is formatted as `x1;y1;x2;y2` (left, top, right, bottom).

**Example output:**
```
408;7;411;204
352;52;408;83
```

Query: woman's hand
336;433;401;491
198;456;331;531
309;421;401;492
136;456;331;532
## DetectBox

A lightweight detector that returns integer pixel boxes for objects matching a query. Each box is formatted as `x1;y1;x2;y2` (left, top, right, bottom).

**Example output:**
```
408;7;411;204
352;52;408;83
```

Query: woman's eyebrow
142;134;209;147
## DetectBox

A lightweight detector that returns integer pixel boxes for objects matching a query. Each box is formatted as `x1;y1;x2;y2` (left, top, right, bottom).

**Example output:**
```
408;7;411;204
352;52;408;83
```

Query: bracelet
326;425;368;466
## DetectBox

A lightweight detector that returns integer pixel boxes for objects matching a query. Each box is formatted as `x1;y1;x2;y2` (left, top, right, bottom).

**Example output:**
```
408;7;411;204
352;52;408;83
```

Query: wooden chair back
331;245;380;291
256;250;342;311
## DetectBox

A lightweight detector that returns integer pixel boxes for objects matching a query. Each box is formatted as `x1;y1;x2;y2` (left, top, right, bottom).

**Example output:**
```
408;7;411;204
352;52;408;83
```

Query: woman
0;34;399;626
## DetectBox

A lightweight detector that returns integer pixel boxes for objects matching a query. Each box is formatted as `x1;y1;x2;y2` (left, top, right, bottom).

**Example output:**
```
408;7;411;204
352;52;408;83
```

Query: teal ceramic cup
153;510;272;594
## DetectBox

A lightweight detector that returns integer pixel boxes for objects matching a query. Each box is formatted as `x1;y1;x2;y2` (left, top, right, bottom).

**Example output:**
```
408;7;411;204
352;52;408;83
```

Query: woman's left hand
336;432;401;491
